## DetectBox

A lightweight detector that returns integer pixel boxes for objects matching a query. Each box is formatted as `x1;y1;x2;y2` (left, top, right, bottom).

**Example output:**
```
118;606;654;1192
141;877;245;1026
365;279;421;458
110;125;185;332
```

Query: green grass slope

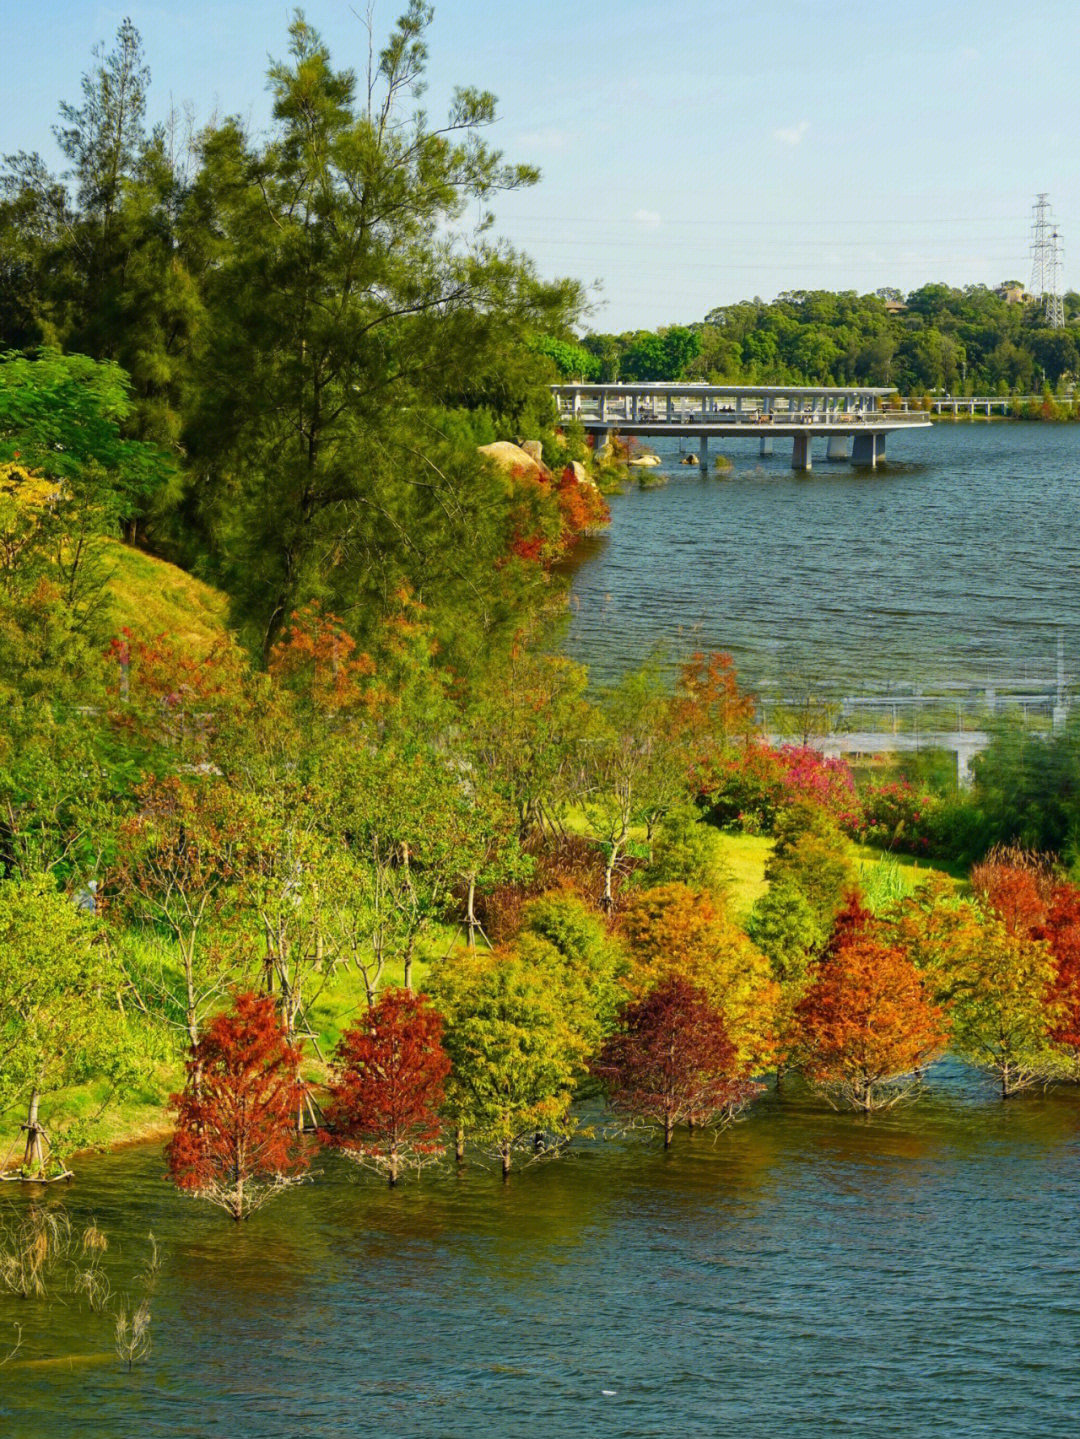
100;541;231;654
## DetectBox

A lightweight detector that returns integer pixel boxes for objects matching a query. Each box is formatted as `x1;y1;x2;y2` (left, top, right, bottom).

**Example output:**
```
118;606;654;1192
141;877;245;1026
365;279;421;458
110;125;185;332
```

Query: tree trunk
388;1149;399;1188
184;960;202;1099
466;876;477;949
501;1141;511;1180
455;1125;466;1166
22;1088;45;1177
602;856;616;913
663;1113;674;1149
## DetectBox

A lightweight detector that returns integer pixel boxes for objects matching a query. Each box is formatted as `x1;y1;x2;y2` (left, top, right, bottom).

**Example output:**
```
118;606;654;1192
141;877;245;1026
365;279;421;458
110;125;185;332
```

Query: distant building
996;282;1032;305
882;298;907;315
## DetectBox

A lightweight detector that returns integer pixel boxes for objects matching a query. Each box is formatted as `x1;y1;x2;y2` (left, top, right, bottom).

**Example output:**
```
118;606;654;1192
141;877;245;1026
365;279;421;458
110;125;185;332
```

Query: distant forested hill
572;286;1080;394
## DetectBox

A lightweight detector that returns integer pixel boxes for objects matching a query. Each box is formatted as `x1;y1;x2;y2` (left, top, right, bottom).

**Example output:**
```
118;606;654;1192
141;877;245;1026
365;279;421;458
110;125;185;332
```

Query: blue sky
5;0;1074;331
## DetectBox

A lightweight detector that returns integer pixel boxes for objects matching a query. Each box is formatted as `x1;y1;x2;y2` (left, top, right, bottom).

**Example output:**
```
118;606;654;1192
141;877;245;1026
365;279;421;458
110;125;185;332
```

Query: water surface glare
3;1065;1080;1437
564;424;1080;687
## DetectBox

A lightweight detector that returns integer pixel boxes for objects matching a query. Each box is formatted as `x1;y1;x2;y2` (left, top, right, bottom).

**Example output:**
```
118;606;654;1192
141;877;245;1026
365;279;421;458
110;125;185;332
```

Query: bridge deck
551;382;931;450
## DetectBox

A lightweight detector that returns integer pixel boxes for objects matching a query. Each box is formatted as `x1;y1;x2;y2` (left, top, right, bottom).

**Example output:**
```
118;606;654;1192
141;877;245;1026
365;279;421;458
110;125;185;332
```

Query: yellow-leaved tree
618;883;778;1071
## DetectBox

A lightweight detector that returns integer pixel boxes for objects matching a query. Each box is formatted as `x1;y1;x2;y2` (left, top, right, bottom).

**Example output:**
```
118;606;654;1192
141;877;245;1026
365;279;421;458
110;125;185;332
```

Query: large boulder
478;441;548;480
520;439;544;464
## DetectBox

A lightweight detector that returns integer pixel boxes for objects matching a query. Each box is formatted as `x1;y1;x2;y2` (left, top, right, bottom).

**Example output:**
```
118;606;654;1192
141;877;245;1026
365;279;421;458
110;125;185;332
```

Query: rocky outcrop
478;441;548;479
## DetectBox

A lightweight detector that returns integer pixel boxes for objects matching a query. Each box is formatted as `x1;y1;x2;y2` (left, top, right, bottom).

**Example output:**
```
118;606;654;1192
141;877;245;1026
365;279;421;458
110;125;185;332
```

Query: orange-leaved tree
166;992;310;1220
794;895;946;1111
969;844;1051;938
1039;881;1080;1067
268;602;376;717
672;650;758;793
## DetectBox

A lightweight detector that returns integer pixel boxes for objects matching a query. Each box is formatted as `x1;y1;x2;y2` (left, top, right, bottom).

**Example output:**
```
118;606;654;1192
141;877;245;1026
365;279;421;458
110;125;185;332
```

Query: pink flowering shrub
774;746;857;826
702;742;856;834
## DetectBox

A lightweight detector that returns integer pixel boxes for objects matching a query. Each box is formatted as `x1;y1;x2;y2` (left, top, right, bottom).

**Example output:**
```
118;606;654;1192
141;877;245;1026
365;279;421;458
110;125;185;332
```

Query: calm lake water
564;423;1080;690
4;1066;1080;1438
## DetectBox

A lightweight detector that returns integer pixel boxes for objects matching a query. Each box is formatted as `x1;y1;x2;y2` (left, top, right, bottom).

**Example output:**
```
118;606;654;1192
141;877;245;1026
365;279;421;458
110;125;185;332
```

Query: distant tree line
555;286;1080;394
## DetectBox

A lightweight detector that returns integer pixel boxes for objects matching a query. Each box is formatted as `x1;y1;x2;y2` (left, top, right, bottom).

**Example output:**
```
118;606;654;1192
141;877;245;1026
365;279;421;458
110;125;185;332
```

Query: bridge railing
757;689;1069;738
555;400;931;426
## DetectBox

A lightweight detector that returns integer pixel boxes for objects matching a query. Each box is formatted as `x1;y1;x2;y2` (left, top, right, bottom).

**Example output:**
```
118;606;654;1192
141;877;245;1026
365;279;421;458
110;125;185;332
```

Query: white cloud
774;120;810;147
633;208;662;229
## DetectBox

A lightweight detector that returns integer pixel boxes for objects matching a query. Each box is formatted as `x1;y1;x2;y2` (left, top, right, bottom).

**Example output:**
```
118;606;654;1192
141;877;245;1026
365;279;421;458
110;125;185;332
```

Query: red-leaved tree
1038;881;1080;1063
166;992;310;1220
591;977;759;1147
322;989;451;1186
970;845;1050;937
794;896;946;1111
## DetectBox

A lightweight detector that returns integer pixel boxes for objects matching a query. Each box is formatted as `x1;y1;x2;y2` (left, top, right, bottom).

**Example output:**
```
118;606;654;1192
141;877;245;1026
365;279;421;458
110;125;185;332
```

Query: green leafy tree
432;948;587;1177
109;776;251;1063
2;21;202;454
579;659;696;910
0;877;138;1178
947;915;1065;1098
765;802;856;930
0;350;172;529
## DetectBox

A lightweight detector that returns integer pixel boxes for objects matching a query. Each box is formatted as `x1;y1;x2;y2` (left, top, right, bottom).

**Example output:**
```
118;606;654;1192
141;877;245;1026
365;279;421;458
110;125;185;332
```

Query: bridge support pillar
759;436;773;456
955;737;981;790
698;436;709;470
791;433;812;471
851;432;884;468
826;435;850;461
592;426;611;458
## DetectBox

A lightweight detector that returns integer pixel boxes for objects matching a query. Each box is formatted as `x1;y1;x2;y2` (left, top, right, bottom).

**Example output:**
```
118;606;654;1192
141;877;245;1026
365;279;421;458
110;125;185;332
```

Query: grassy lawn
716;831;959;922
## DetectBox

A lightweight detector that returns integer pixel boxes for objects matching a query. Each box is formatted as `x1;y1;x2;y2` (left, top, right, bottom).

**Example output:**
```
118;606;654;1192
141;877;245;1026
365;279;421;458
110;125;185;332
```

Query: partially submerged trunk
22;1088;46;1178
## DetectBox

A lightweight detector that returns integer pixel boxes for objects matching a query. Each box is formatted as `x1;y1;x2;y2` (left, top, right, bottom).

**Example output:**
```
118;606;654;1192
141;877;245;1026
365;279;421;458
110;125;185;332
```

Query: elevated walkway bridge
552;382;932;469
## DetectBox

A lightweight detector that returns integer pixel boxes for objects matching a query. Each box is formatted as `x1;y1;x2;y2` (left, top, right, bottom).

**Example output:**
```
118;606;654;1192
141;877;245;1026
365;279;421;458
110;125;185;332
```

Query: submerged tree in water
323;989;450;1186
593;977;759;1147
167;992;309;1219
0;877;136;1180
794;895;946;1111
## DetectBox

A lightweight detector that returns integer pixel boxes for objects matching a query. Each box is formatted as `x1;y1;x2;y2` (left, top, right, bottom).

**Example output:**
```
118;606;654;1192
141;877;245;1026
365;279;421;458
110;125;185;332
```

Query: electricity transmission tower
1030;193;1065;327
